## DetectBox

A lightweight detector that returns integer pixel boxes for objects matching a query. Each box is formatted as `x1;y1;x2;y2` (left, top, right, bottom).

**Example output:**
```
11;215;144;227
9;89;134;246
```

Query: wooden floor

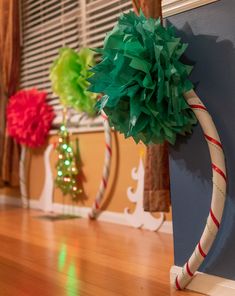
0;205;203;296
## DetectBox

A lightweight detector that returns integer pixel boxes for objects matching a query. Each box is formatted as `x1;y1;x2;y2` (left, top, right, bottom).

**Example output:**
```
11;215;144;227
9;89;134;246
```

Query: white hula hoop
175;89;227;290
19;146;28;208
89;111;112;219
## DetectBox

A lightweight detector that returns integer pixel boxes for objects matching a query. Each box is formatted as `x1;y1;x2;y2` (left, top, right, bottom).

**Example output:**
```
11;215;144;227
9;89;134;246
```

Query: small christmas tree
55;123;82;200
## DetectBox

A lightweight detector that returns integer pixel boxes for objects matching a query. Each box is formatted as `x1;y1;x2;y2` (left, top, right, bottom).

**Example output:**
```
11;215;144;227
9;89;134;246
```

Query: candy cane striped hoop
88;111;112;219
175;89;227;290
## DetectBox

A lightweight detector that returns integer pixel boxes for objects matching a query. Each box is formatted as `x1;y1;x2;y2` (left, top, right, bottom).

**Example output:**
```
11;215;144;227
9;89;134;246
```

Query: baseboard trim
0;195;22;206
170;265;235;296
159;221;172;234
37;202;173;233
0;195;173;234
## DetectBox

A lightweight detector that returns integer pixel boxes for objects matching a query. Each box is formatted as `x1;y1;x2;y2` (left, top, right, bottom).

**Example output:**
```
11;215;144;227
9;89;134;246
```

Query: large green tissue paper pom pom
89;11;197;145
50;47;98;116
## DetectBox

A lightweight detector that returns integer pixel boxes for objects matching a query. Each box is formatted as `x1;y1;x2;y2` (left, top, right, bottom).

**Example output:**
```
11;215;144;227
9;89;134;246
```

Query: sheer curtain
0;0;21;187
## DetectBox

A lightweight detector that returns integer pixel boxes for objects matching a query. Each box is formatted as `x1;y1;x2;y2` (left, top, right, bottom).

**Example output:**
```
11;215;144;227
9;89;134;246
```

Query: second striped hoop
88;111;112;219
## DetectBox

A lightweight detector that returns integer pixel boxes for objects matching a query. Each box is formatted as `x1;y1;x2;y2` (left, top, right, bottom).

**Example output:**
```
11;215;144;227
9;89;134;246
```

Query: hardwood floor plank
0;205;203;296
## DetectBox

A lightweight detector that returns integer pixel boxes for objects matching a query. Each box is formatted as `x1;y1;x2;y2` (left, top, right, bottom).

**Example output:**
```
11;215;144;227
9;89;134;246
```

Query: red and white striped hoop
175;89;227;290
88;111;112;219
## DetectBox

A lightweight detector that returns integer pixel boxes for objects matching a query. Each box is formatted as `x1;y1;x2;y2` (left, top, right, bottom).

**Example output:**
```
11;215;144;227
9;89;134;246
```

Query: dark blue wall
168;0;235;280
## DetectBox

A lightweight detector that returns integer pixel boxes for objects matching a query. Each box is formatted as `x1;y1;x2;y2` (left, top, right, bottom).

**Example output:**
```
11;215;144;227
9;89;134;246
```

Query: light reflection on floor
58;243;80;295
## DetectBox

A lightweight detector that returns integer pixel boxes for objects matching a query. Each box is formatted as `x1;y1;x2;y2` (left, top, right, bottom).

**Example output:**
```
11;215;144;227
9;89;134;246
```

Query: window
20;0;132;133
20;0;218;132
162;0;218;17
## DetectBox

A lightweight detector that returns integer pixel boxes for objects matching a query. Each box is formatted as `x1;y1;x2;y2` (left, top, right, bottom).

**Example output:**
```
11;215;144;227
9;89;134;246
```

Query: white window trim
162;0;219;17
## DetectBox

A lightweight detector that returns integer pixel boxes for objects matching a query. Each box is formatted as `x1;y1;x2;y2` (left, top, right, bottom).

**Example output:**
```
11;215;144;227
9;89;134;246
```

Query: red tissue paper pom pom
7;89;55;148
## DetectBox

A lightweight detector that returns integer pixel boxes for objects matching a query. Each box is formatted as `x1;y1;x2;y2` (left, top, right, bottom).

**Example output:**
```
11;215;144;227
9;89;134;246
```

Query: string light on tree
55;123;82;200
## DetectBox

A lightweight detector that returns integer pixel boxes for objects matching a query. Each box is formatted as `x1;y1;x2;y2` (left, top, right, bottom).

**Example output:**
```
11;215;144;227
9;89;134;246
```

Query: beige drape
132;0;171;212
0;0;21;187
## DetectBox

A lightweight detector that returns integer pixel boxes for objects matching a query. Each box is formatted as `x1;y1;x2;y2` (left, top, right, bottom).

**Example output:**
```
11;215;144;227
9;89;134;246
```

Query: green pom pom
89;11;197;145
50;47;98;116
